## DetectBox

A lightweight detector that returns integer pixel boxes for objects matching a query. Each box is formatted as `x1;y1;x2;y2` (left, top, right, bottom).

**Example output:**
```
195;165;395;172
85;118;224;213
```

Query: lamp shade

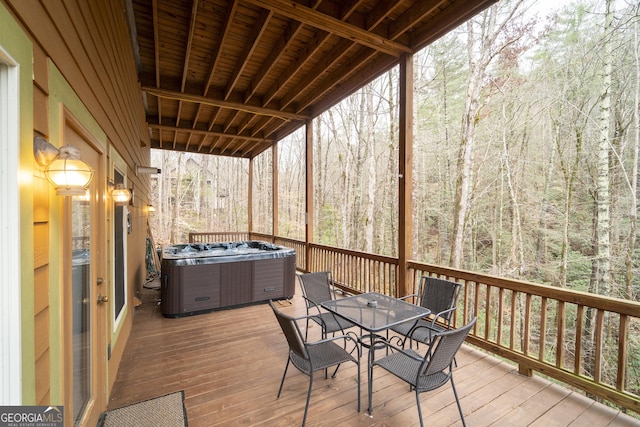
44;146;94;196
112;185;132;205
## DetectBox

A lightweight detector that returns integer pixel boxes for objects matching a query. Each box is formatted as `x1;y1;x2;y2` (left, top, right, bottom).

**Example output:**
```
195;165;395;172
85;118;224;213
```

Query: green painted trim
1;1;36;405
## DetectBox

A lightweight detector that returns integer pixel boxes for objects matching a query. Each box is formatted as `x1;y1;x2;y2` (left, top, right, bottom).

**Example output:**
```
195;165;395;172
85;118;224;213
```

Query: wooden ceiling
128;0;497;159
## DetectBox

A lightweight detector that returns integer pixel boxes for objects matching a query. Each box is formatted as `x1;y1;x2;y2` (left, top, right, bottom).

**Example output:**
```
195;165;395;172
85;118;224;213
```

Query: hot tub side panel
161;262;222;316
253;257;296;302
161;247;296;317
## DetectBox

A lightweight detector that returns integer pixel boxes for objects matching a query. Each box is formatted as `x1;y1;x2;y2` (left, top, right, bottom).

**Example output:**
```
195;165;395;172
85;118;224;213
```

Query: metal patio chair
269;300;361;427
298;271;357;340
370;318;476;427
391;276;462;349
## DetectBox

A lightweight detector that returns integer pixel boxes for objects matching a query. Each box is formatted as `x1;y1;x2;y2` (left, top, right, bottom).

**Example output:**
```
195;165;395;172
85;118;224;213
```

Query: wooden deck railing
189;231;250;243
185;232;639;415
307;243;399;295
407;262;640;415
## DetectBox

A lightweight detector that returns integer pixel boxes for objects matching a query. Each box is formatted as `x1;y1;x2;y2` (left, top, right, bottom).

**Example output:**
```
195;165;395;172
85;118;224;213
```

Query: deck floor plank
108;285;639;426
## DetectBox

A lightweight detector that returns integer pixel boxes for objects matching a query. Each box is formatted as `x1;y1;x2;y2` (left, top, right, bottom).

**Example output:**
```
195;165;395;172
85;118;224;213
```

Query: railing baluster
595;309;604;384
510;290;517;350
485;284;491;341
524;294;532;357
498;287;504;346
556;301;565;368
575;305;584;376
617;314;628;391
539;297;548;362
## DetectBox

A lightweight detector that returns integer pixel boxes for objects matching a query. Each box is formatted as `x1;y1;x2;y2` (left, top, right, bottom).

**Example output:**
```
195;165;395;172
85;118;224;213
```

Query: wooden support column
305;119;314;272
398;54;413;297
272;141;278;241
248;157;253;235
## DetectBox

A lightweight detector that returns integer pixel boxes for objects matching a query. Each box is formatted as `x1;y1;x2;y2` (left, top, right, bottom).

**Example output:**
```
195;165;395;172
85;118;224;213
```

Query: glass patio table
321;291;430;414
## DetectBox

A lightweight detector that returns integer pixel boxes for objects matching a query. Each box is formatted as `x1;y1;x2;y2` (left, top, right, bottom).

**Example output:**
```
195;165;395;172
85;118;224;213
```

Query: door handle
97;294;109;304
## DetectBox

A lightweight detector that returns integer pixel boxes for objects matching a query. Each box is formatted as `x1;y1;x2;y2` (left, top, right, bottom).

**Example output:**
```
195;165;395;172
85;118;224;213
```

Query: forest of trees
149;0;640;303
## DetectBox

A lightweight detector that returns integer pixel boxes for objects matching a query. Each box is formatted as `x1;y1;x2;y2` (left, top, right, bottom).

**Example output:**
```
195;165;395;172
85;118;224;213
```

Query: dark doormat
98;391;187;427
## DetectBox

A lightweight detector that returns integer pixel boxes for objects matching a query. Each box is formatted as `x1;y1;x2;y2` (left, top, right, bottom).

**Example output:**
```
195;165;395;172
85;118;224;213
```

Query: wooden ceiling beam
152;0;160;87
410;0;499;52
203;0;238;96
287;0;449;116
181;0;199;92
261;0;364;109
387;0;448;40
242;0;411;57
244;19;303;103
224;8;273;100
280;0;398;112
148;122;272;143
143;86;309;120
245;0;325;104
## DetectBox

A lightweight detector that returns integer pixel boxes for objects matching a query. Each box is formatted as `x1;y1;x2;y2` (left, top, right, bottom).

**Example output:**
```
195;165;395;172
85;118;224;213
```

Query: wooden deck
108;284;640;426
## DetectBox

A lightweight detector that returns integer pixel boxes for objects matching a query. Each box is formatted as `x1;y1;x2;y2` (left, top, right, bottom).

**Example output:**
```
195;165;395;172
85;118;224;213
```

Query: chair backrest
422;317;476;376
418;277;461;323
298;271;335;306
269;300;308;361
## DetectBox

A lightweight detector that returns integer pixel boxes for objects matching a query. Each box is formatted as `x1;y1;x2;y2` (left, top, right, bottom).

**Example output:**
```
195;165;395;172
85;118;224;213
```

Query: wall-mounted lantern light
112;185;132;205
147;204;156;212
108;180;132;206
34;136;94;196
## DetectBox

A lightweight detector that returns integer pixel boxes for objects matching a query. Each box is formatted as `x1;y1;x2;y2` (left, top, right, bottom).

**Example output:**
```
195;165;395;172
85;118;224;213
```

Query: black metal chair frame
391;276;462;350
270;300;361;427
298;271;357;340
369;318;476;427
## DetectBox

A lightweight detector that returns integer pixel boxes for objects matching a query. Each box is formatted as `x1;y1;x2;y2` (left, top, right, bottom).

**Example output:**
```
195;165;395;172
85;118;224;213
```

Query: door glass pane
72;194;91;425
114;170;125;319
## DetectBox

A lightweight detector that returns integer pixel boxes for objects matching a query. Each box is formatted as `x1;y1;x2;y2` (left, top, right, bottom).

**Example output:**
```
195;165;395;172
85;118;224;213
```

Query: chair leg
331;364;341;378
277;358;291;398
415;389;424;427
302;372;313;427
450;376;466;427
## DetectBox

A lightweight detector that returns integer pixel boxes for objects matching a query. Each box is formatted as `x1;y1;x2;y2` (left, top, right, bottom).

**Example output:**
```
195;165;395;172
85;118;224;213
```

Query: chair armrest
301;295;326;316
370;337;423;362
431;306;457;327
397;293;418;302
290;312;326;324
307;332;361;357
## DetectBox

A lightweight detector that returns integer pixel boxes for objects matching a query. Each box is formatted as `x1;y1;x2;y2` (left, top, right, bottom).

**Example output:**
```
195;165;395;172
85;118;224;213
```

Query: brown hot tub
160;241;296;317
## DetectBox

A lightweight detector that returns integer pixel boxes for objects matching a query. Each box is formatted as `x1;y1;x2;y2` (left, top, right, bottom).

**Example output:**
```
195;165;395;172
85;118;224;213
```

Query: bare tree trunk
626;13;640;300
450;18;486;268
450;1;524;269
315;117;325;242
594;0;614;296
383;69;398;257
501;101;525;276
364;84;376;253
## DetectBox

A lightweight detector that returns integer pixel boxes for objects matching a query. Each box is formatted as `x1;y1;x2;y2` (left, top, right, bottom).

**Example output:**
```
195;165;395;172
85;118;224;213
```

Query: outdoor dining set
270;271;477;427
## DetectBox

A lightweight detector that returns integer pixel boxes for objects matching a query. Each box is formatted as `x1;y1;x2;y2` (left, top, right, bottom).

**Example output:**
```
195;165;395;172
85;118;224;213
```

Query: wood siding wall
33;42;50;405
3;0;150;406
